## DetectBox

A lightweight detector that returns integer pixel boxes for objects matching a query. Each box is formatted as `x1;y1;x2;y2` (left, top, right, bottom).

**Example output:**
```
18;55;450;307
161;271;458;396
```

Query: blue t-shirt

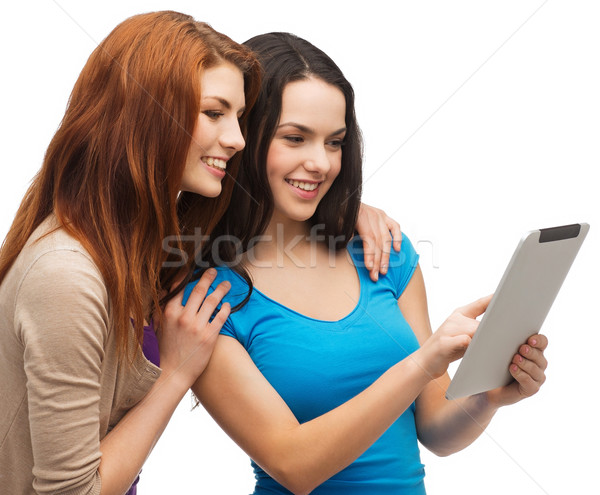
184;235;426;494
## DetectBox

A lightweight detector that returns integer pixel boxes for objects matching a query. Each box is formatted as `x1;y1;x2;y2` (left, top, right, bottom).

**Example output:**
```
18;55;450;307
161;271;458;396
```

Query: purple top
126;320;160;495
142;319;160;367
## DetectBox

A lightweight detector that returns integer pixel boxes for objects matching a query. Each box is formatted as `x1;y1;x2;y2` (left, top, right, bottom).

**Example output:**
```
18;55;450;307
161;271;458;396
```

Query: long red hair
0;11;261;359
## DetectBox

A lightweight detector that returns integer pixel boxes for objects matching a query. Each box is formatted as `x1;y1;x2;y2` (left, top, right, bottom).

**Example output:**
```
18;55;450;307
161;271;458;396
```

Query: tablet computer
445;223;589;400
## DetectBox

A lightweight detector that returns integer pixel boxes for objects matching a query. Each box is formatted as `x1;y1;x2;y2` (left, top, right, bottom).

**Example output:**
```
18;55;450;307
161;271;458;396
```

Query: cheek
329;154;342;181
320;156;342;197
189;116;203;144
190;116;214;152
265;144;288;181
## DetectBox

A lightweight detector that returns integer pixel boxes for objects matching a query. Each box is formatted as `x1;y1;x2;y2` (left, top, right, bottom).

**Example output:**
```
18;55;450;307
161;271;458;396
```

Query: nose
303;144;331;175
219;117;246;152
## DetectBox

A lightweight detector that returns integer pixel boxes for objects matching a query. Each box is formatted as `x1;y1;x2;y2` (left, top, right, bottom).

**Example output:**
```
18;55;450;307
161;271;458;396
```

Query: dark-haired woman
188;32;548;495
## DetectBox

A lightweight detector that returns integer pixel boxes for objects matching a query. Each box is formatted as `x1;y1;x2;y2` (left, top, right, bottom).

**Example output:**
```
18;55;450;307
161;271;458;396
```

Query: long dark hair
196;32;363;306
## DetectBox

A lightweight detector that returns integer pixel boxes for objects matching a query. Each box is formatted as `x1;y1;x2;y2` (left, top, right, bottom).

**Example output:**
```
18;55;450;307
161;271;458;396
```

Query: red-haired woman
0;11;262;495
0;11;401;495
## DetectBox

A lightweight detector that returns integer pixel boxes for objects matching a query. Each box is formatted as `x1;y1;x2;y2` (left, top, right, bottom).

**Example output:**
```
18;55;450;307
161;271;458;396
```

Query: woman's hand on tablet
415;295;492;379
486;334;549;407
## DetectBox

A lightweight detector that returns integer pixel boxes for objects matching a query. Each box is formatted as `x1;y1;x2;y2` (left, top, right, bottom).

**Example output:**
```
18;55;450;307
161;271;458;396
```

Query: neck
265;210;310;242
246;212;326;269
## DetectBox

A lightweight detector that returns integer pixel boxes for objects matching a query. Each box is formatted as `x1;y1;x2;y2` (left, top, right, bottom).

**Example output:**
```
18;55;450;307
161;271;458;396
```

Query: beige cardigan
0;216;161;494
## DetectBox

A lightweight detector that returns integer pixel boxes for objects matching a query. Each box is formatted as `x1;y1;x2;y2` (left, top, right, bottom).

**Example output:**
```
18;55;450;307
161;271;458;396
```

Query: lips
284;178;323;200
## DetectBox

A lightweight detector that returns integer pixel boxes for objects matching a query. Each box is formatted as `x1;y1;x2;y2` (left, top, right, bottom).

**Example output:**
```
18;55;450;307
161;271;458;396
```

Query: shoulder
0;215;111;353
3;217;106;305
389;233;419;272
18;228;106;300
19;248;106;296
347;233;419;272
9;224;110;344
182;265;250;309
348;233;419;298
182;266;257;344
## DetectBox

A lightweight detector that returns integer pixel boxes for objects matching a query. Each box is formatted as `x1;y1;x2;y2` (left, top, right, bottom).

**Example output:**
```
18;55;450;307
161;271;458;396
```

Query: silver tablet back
446;223;589;400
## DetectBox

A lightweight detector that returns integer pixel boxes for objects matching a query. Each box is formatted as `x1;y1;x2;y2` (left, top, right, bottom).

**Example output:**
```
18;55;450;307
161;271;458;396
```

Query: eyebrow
202;95;246;114
278;122;346;136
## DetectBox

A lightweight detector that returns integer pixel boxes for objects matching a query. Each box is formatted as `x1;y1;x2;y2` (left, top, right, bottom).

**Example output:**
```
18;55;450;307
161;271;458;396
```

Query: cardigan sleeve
15;248;109;495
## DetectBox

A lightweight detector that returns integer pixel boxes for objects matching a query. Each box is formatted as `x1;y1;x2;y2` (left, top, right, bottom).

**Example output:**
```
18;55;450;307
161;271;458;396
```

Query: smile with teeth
285;179;320;191
202;157;227;171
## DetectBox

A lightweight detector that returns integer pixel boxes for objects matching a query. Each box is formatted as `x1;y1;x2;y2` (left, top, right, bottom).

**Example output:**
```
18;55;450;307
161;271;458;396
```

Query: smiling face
181;62;247;197
266;77;346;224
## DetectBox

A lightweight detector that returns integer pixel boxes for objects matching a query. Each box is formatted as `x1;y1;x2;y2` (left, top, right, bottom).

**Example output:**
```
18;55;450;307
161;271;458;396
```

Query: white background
1;1;598;494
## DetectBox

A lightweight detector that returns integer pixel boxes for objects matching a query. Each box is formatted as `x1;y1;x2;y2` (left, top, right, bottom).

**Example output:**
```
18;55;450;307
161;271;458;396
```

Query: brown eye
327;139;345;149
203;111;224;120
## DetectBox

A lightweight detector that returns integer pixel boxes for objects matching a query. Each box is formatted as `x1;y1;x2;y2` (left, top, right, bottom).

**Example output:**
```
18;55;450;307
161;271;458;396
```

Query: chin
273;201;319;224
288;209;318;223
202;187;222;198
183;184;222;198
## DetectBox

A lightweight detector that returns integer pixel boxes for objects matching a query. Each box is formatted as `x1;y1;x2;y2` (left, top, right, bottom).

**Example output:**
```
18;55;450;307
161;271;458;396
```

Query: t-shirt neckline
229;243;369;326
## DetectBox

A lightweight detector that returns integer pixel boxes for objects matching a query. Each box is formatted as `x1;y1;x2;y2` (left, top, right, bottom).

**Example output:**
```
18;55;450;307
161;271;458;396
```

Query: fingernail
523;346;529;354
531;338;537;346
511;364;518;373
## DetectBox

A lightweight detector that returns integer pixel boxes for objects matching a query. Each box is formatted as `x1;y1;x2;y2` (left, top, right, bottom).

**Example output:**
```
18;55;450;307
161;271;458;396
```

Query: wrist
410;347;440;382
406;349;436;386
155;365;194;396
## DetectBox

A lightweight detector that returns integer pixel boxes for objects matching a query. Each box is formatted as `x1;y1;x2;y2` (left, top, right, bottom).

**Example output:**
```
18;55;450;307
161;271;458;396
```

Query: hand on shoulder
356;203;402;282
156;268;231;390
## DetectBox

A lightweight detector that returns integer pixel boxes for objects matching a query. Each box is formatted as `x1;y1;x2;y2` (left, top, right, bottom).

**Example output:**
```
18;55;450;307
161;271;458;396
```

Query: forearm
98;268;227;494
417;390;499;457
419;334;549;457
230;357;431;495
98;372;189;495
